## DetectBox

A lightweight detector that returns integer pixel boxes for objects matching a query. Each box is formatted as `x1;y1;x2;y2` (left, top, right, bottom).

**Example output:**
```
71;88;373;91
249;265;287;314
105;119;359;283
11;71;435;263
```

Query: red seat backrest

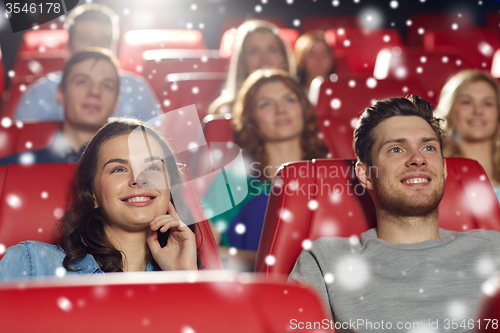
424;28;500;70
476;273;500;332
406;12;475;45
0;163;222;269
324;28;403;75
141;49;229;102
313;77;426;127
301;15;360;33
5;30;68;119
0;121;60;159
374;47;473;107
317;116;355;159
163;73;226;119
0;274;331;332
119;29;206;74
255;158;500;275
220;16;288;37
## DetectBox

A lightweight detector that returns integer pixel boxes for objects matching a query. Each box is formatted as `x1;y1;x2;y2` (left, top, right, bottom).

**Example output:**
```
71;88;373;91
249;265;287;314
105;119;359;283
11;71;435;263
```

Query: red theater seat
203;114;235;144
0;121;60;159
3;30;68;119
317;117;355;159
424;28;500;70
406;12;474;46
119;29;206;74
311;76;426;127
220;16;287;37
374;47;472;106
219;28;299;58
141;49;228;102
0;163;222;269
476;273;500;332
255;158;500;275
163;72;226;119
324;28;403;75
301;15;360;33
0;273;332;333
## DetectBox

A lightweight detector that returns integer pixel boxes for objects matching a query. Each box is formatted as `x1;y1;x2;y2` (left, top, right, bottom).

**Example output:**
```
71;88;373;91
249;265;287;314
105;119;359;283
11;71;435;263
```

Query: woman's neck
457;139;498;186
263;138;302;179
104;226;149;272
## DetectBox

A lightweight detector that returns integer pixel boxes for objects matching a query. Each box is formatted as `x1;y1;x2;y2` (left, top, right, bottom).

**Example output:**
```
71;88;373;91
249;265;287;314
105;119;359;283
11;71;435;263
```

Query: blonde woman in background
294;30;335;91
208;20;296;115
435;70;500;200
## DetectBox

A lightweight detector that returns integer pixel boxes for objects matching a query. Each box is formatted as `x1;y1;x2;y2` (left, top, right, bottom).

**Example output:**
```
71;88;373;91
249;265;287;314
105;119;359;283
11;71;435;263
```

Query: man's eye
390;147;402;153
425;146;436;151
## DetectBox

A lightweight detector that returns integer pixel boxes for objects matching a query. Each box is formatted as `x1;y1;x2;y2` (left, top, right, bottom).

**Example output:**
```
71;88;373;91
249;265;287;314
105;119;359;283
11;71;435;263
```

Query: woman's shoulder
4;241;64;254
0;241;66;281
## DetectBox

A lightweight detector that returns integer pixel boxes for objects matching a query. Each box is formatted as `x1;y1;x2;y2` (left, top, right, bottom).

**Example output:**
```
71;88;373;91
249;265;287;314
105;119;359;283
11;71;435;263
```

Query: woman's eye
76;79;87;86
111;167;125;173
286;96;297;103
146;164;162;171
460;100;471;105
259;101;271;108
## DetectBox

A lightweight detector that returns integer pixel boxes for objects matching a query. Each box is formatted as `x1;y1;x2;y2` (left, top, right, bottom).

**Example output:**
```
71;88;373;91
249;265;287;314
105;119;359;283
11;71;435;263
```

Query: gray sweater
290;228;500;333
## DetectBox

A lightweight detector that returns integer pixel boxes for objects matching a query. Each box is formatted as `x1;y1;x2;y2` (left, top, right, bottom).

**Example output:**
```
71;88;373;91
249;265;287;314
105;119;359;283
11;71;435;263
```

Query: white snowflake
335;255;370;290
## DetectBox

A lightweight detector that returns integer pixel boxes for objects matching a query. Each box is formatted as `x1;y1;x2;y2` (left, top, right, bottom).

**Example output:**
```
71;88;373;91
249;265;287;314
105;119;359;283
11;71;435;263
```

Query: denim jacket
0;241;155;282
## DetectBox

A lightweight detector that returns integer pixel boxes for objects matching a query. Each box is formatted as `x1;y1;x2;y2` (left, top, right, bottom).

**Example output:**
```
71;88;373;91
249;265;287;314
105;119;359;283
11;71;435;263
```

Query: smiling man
0;49;119;165
290;95;500;332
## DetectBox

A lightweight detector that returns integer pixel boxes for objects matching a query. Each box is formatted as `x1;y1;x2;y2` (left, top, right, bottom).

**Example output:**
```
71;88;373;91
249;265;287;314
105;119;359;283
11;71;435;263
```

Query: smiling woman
203;69;328;270
435;70;500;201
0;119;199;281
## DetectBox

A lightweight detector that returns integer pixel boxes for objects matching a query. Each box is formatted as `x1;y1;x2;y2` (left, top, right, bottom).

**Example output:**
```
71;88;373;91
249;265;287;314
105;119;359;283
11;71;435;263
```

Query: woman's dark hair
232;69;329;180
58;118;201;272
353;95;444;166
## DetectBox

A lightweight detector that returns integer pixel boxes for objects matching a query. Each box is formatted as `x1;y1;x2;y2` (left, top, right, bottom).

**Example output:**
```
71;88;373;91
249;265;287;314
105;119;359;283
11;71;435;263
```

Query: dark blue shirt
227;193;270;251
0;132;85;165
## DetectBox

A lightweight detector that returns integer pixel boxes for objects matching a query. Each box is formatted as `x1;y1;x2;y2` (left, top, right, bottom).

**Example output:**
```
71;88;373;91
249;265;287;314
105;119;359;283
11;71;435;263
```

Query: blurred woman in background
294;30;334;91
204;69;328;270
208;20;296;115
436;70;500;200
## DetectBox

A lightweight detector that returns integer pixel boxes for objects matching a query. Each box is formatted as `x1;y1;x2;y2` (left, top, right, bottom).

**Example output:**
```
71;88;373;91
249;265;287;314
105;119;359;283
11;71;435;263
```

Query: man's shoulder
458;228;500;243
0;146;55;165
24;72;61;92
119;70;148;85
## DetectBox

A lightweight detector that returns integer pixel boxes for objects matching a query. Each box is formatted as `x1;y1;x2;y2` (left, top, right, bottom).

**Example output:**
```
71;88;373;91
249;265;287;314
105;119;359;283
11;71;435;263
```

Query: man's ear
443;158;448;180
356;161;374;190
56;85;64;106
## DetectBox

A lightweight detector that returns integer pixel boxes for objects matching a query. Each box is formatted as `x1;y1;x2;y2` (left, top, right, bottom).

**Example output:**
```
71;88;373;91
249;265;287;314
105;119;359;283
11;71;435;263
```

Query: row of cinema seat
1;157;498;272
3;11;500;121
0;157;499;330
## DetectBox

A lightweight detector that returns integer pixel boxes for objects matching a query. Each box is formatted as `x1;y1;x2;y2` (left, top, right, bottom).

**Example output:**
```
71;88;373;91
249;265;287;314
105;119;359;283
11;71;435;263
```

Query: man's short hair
64;4;119;51
60;48;120;93
353;95;443;166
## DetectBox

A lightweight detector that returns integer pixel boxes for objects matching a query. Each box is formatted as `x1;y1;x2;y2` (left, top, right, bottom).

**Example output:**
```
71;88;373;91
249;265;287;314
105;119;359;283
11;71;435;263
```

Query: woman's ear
93;194;99;209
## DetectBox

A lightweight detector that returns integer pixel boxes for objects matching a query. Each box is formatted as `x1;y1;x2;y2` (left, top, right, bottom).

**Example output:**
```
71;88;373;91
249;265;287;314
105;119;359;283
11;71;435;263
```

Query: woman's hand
147;202;198;271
